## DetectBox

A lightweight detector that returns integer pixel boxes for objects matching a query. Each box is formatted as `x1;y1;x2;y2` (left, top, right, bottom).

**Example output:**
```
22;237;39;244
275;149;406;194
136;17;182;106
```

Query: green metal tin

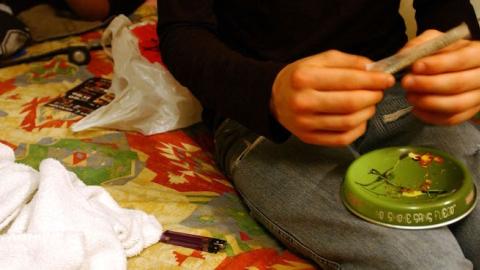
341;146;477;229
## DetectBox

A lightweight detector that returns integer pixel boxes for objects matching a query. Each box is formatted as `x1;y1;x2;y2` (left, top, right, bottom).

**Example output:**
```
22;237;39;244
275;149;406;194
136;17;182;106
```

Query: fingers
412;105;480;126
296;50;395;90
291;66;395;91
271;50;395;147
297;122;368;146
293;106;376;132
406;89;480;113
399;31;480;125
304;50;372;69
401;30;443;51
402;68;480;94
291;89;383;114
284;90;380;146
400;29;468;53
410;42;480;75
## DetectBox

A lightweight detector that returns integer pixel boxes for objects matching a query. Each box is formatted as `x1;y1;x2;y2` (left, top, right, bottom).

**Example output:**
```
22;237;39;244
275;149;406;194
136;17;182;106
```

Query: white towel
0;144;39;232
25;159;128;270
0;232;86;270
6;198;34;234
71;177;162;256
0;142;14;162
0;144;163;269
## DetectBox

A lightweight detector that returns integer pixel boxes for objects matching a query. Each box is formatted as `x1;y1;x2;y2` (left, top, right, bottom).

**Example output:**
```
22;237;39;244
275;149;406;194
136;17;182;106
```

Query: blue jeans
214;85;480;270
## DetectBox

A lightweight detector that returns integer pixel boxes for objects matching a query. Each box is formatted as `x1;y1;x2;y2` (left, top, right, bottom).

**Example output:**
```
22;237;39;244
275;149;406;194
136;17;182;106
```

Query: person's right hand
270;50;395;146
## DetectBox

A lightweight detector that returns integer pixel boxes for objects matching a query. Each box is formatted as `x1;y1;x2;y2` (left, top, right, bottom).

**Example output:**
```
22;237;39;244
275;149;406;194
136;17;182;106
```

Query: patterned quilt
0;1;317;269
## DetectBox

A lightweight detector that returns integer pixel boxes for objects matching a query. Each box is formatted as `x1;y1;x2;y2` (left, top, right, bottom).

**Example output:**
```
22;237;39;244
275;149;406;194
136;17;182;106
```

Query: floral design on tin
357;151;449;198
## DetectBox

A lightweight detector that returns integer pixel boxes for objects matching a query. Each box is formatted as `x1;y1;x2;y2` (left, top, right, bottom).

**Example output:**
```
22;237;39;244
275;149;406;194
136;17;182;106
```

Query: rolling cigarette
367;22;473;74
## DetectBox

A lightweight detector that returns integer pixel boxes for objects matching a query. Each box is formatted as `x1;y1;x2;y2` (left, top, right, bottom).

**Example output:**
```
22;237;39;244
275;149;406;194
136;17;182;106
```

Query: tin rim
341;146;477;229
341;181;477;230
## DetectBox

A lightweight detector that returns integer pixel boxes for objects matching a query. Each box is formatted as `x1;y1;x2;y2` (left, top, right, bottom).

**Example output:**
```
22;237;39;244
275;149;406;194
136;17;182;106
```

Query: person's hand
65;0;110;21
271;50;395;146
401;30;480;125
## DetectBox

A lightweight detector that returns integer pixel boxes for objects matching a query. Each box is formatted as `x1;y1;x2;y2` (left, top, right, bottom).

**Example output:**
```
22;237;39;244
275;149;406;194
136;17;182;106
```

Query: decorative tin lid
341;146;477;229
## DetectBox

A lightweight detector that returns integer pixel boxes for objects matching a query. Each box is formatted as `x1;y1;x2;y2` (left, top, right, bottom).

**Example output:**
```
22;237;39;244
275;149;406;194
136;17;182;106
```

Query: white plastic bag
71;15;202;135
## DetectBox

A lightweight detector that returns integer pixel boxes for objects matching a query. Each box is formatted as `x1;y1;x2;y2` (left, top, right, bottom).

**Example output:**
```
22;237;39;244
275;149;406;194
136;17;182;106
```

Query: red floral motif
173;250;205;265
87;51;113;77
29;58;77;82
408;152;444;168
0;140;17;150
216;248;316;270
80;31;102;43
130;23;164;65
239;231;251;241
0;79;16;96
20;97;51;131
420;179;432;192
126;131;233;194
20;97;80;132
7;94;21;100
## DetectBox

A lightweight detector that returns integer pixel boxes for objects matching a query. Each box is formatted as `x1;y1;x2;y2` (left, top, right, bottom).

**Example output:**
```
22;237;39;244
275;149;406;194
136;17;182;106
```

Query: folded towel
72;176;162;256
5;198;34;234
0;144;39;232
25;159;127;270
0;232;86;270
0;142;14;162
0;142;163;269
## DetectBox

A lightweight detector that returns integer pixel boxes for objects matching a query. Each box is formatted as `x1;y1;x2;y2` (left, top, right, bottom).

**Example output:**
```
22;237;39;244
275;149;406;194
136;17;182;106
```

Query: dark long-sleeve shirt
157;0;479;142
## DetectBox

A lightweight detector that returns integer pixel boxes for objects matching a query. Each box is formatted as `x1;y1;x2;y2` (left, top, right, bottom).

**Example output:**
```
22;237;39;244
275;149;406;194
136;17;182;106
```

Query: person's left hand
401;29;480;125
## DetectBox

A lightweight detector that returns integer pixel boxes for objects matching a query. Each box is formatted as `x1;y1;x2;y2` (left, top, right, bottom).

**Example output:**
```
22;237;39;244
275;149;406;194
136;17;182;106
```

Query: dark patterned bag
0;6;30;58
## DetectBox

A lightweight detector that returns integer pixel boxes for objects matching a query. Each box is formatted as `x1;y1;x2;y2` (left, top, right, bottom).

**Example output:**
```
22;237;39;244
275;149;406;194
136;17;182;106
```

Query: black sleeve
156;1;290;142
108;0;144;16
413;0;480;39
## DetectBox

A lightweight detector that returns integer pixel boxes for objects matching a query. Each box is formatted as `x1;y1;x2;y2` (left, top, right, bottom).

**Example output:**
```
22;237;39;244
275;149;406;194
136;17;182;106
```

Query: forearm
158;25;289;141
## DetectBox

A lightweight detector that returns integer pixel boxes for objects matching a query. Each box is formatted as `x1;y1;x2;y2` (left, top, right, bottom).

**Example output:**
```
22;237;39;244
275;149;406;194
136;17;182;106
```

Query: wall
472;0;480;16
400;0;480;39
399;0;416;39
